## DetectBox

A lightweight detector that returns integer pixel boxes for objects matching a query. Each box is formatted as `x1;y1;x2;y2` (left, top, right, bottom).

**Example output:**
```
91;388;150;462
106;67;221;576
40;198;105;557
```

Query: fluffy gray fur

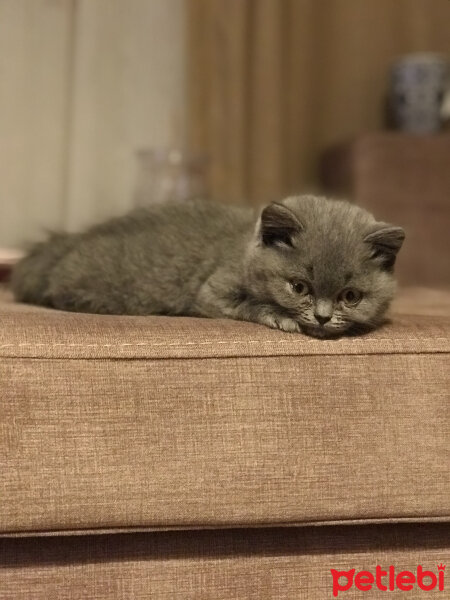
12;195;405;338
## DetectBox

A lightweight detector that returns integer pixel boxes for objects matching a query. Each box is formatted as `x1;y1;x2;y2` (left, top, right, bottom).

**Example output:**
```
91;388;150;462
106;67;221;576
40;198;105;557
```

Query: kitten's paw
259;312;301;333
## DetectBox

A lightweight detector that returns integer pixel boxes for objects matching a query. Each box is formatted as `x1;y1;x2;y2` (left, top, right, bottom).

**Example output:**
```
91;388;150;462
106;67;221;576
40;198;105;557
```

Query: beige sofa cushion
1;287;449;534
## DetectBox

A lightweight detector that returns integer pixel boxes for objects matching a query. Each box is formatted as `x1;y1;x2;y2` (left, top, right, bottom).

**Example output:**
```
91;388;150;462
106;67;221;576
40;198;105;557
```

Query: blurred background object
0;247;24;282
388;53;449;134
134;148;208;206
0;0;449;285
321;133;450;287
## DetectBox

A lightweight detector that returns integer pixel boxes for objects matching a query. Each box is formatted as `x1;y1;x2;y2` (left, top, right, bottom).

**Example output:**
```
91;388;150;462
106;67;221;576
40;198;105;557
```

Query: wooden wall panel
188;0;450;204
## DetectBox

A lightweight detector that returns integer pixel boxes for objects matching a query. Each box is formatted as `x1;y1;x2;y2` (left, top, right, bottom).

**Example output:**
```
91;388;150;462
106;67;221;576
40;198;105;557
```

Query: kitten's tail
11;232;77;305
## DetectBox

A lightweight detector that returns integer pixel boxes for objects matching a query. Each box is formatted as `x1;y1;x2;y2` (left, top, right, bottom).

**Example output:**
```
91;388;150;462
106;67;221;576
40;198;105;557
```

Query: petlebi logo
330;564;445;597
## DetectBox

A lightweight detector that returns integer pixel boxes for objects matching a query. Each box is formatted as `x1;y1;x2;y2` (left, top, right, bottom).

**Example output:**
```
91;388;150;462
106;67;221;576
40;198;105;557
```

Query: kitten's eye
340;288;362;306
291;280;309;295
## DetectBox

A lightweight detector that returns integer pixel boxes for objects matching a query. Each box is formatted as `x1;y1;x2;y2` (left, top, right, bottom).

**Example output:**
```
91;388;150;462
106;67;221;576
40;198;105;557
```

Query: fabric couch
1;285;449;598
1;133;449;598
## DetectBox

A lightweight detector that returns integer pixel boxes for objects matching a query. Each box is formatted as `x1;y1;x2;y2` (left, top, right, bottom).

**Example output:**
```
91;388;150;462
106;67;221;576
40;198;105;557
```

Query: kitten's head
245;195;405;338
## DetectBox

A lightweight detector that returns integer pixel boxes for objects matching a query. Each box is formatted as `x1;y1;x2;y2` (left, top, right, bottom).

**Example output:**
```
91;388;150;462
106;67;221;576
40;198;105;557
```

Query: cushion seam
0;351;448;362
0;337;448;348
2;515;450;538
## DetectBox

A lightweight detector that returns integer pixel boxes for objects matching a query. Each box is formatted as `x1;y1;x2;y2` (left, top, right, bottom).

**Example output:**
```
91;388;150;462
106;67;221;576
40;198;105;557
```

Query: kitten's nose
315;314;331;326
314;299;333;326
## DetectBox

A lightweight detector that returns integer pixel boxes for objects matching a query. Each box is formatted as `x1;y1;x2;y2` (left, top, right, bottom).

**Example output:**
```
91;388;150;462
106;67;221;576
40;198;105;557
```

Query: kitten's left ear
258;203;303;249
364;223;405;270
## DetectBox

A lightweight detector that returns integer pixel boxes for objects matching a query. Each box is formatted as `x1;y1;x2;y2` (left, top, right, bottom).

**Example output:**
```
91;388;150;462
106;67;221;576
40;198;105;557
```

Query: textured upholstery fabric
1;524;449;599
1;287;449;535
1;286;449;598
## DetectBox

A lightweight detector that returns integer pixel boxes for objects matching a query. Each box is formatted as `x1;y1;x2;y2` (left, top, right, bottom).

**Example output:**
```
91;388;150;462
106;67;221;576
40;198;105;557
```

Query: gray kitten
12;195;405;338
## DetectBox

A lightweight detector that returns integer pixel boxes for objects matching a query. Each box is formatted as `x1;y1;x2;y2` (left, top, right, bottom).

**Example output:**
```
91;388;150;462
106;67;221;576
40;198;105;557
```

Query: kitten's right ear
258;203;303;248
364;223;405;270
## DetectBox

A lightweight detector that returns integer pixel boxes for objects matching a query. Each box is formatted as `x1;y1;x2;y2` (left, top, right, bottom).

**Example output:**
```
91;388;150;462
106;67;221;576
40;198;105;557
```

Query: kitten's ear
364;223;405;270
258;203;303;248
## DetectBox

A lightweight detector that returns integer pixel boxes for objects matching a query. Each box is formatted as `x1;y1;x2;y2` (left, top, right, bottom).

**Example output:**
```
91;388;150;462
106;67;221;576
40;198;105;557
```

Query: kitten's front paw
259;312;301;333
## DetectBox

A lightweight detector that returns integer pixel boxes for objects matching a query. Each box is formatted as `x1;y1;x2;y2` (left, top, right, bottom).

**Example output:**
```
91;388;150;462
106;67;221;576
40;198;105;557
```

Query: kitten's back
12;199;254;314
